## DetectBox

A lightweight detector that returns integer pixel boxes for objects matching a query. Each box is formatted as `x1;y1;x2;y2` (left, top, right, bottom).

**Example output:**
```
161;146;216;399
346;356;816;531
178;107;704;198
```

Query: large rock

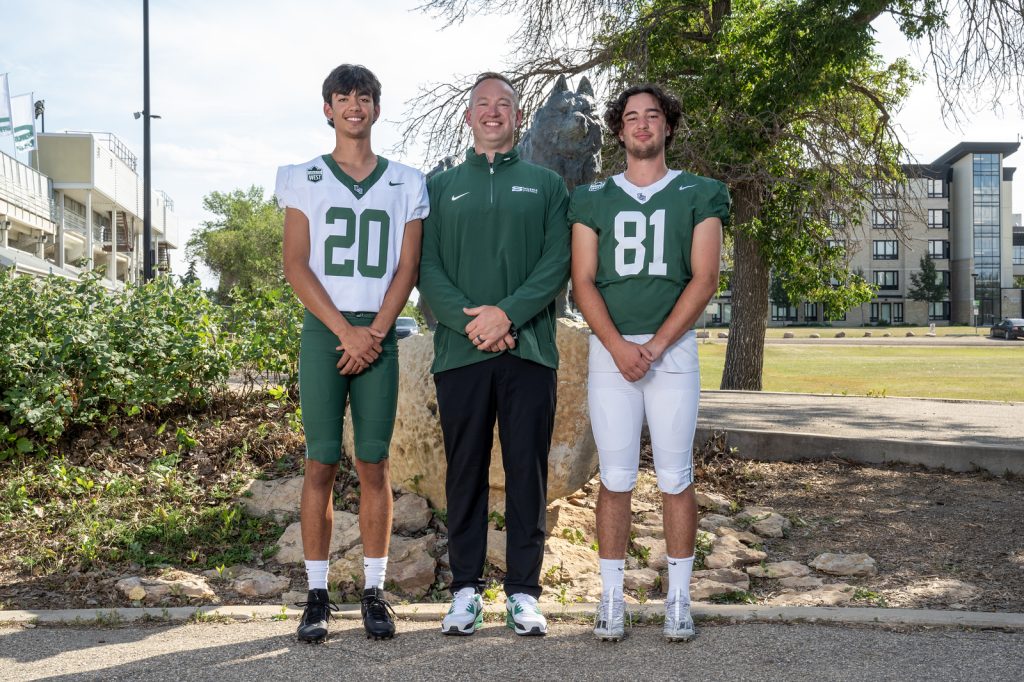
388;534;439;598
809;552;878;577
543;536;599;586
486;528;507;572
116;571;216;604
328;545;365;590
231;568;291;598
747;561;810;579
392;493;433;534
716;527;763;546
769;583;854;606
349;323;596;512
778;576;825;589
546;499;596;539
698;514;735;533
691;580;741;601
904;578;979;603
691;568;749;590
695;490;733;514
633;536;667;571
704;535;767;569
735;506;791;539
624;568;659;592
240;476;303;521
275;510;361;564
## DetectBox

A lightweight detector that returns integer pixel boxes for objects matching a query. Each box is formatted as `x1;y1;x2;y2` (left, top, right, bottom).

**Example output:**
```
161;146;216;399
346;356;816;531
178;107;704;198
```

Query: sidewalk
3;614;1022;681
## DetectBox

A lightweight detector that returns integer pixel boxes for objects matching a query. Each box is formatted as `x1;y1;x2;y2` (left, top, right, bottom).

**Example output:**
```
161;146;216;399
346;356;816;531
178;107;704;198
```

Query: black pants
434;353;556;599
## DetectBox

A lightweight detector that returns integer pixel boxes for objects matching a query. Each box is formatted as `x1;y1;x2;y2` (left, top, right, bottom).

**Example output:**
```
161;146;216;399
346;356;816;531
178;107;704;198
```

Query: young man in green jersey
419;72;570;637
277;64;428;643
569;84;730;641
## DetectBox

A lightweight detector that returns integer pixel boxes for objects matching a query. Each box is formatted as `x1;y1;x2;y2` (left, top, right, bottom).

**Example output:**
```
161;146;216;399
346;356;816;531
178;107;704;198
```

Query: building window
872;181;894;198
927;209;949;229
826;238;846;251
870;302;904;324
804;302;818;321
928;301;951;321
936;270;950;290
873;270;899;290
928;239;950;260
872;240;898;260
771;304;798;322
1014;244;1024;266
927;178;945;198
872;209;897;229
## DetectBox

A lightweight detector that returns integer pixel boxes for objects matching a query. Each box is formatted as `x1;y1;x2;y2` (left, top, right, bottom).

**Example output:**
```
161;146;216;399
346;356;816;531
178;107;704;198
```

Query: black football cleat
361;587;397;640
296;588;339;644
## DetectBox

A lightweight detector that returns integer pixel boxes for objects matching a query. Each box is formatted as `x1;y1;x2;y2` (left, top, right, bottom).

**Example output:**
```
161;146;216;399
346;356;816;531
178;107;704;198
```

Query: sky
1;1;1022;283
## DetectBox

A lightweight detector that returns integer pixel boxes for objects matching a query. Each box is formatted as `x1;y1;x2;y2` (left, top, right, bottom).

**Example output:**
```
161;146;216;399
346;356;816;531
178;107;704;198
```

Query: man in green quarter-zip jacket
420;72;570;638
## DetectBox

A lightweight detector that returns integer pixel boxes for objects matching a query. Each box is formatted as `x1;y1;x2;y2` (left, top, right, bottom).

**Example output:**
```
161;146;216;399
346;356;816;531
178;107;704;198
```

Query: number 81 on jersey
614;209;668;277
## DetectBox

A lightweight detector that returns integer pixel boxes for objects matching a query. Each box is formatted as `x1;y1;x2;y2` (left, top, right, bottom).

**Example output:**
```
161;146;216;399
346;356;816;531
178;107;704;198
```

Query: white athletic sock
600;558;626;596
666;555;694;600
305;559;329;591
363;556;388;591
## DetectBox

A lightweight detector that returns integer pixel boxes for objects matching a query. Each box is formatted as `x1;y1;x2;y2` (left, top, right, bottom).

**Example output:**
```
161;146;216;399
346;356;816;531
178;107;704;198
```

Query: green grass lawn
698;344;1024;401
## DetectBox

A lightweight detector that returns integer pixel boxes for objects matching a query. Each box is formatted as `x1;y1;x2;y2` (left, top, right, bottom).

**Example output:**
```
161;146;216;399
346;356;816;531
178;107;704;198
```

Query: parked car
990;318;1024;340
395;316;420;339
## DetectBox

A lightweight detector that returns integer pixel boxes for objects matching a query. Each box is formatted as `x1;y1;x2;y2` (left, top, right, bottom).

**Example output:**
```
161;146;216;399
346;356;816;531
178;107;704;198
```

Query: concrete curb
3;603;1023;630
693;426;1024;476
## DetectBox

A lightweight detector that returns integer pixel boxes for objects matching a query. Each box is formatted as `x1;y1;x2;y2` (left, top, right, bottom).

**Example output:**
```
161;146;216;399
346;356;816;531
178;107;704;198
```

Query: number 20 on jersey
323;207;390;279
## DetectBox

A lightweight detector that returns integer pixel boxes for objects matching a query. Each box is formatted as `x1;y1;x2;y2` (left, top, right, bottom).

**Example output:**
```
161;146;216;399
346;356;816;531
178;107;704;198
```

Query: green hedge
0;269;303;459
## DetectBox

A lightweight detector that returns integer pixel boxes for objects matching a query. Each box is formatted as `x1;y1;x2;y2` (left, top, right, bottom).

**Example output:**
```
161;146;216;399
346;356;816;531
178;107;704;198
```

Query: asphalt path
3;620;1023;681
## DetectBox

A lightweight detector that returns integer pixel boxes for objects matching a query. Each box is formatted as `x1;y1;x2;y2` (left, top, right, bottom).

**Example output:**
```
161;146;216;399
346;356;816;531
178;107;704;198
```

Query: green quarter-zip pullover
420;147;570;373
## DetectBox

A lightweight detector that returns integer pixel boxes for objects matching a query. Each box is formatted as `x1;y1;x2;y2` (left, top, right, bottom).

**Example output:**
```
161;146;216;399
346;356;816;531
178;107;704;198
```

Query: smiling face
618;92;670;161
324;89;378;140
465;77;523;155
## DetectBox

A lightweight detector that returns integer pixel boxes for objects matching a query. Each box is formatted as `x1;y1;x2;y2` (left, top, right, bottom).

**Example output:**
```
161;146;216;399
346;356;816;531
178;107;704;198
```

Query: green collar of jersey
320;154;389;199
464;146;519;169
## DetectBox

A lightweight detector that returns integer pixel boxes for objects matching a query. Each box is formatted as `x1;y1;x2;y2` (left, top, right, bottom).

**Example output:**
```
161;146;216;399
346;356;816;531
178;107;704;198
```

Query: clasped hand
336;326;385;375
464;305;516;352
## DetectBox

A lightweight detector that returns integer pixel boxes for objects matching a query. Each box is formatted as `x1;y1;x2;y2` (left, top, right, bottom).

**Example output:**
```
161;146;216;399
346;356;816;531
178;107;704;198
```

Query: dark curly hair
322;64;381;128
604;84;683;148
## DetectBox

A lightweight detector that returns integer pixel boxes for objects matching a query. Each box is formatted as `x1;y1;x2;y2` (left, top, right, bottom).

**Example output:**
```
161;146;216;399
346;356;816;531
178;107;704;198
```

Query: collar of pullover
464;146;520;168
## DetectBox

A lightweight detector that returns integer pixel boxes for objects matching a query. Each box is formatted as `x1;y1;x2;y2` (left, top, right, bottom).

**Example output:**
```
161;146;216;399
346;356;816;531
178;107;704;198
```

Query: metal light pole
142;0;153;281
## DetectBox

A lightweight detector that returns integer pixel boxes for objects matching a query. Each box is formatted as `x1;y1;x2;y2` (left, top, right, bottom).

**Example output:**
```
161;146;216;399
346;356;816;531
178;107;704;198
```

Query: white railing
0;151;56;221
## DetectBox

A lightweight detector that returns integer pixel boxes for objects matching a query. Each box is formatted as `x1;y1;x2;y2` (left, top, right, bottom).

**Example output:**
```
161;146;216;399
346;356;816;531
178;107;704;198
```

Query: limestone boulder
704;535;767;569
346;322;597;512
328;545;365;591
633;536;667;571
736;506;791;538
276;510;361;564
486;528;507;572
778;576;824;589
698;514;735;533
691;568;749;591
624;568;659;592
240;476;304;521
690;579;740;601
388;534;439;598
769;583;854;606
904;578;979;603
716;527;763;546
542;536;598;586
747;561;810;579
546;499;596;539
231;568;291;598
392;493;433;534
809;552;877;577
116;571;216;604
695;490;733;514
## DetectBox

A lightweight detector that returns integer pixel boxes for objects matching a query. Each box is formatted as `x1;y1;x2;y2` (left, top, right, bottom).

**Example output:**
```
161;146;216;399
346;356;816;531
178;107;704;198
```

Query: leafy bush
0;270;233;458
224;286;303;392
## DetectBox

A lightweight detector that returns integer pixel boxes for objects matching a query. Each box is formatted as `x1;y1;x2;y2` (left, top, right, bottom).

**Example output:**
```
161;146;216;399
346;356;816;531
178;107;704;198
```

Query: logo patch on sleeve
306;166;323;183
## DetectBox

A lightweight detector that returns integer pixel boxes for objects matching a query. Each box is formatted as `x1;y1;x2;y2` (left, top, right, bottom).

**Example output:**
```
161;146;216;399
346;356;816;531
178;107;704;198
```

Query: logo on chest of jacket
306;166;323;183
588;180;606;191
511;185;539;194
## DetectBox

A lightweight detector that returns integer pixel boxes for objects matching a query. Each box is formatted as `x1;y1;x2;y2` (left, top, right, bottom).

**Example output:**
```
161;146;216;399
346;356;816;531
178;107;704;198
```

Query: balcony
0;151;57;232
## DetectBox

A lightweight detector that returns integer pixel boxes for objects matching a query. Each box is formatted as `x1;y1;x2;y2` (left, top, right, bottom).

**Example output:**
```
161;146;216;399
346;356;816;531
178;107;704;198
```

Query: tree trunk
721;185;769;391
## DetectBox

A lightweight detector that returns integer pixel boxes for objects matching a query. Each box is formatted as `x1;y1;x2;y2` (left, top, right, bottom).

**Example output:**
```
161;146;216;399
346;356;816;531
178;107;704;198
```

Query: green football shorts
299;310;398;464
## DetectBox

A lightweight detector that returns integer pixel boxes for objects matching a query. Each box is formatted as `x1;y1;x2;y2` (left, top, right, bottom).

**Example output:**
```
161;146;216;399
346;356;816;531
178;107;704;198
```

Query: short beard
626;138;665;161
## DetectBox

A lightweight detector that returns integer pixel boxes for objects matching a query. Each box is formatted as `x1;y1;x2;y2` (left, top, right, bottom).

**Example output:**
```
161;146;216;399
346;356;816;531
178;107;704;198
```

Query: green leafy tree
405;0;1023;389
186;186;284;300
907;254;947;304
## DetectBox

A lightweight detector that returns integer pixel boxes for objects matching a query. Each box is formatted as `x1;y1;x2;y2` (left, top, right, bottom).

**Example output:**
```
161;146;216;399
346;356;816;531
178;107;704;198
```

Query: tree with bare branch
401;0;1024;389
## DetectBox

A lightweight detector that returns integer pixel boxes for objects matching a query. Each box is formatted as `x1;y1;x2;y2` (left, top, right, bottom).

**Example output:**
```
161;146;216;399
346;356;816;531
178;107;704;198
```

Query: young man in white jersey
276;64;428;643
568;84;730;641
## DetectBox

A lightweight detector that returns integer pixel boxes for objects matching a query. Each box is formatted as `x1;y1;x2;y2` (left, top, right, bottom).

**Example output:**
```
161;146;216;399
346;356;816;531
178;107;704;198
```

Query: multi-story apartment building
706;141;1021;327
0;131;178;285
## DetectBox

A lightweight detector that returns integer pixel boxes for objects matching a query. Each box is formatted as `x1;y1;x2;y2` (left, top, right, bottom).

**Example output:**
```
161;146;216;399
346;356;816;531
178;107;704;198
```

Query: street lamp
971;272;978;335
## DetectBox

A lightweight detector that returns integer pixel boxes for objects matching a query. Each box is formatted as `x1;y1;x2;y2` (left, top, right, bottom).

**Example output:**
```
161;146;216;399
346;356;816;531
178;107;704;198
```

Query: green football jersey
568;170;730;334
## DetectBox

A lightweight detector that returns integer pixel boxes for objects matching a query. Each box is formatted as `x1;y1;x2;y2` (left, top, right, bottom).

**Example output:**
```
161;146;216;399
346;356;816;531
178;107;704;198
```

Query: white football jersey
275;155;429;312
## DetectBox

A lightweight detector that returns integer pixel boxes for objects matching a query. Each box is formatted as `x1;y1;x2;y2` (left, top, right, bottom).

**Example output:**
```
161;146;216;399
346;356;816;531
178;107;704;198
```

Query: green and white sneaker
663;589;695;642
505;593;547;636
593;590;626;641
441;587;483;636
